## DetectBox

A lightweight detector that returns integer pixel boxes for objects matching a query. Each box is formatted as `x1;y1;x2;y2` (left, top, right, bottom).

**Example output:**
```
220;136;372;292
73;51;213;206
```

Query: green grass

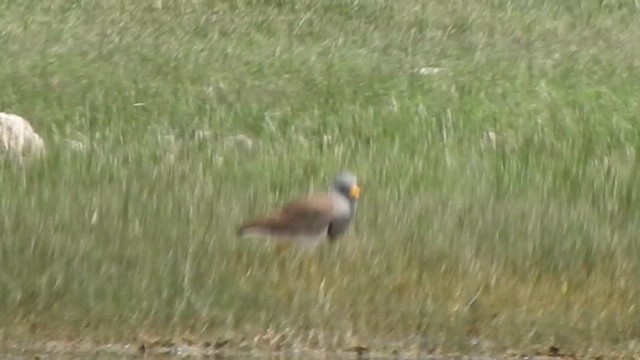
1;0;640;357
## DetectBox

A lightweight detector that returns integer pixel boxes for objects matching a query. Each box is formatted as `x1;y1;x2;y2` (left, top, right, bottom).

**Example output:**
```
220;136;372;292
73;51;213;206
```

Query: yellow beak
349;184;361;199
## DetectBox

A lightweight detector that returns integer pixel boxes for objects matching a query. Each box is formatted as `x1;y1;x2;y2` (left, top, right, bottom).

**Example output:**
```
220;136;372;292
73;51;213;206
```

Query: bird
237;172;361;252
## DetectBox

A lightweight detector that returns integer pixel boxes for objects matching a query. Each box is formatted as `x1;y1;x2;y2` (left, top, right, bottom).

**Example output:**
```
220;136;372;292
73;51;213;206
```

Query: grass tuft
1;0;640;357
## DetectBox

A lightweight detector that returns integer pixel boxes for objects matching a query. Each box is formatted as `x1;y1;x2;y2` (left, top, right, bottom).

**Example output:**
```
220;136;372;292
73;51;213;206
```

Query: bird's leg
295;243;323;276
272;241;298;301
275;242;287;256
274;241;291;277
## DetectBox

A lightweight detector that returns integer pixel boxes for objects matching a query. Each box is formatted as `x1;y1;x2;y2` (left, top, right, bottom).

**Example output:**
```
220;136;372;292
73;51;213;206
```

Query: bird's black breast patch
327;217;351;242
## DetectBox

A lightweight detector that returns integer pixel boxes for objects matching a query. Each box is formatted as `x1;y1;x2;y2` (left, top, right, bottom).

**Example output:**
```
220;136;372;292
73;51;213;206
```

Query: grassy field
1;0;640;357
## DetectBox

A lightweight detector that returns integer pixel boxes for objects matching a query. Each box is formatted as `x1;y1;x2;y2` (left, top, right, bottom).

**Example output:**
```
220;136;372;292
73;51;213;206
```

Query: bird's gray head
331;171;361;201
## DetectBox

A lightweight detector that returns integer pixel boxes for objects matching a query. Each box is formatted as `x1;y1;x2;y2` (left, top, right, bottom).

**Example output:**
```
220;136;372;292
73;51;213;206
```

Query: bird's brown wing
238;195;334;238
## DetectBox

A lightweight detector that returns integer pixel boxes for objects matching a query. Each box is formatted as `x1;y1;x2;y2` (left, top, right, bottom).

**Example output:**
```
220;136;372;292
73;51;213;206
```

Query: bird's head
332;171;361;200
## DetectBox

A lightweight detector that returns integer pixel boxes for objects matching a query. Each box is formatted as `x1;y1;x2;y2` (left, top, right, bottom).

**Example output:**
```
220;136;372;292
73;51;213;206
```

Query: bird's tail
237;222;270;238
237;216;289;239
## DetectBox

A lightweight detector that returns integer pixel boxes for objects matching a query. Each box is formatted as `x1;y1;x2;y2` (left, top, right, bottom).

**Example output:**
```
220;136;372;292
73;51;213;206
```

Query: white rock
225;134;254;151
416;67;444;75
0;112;45;158
193;129;213;142
65;139;87;152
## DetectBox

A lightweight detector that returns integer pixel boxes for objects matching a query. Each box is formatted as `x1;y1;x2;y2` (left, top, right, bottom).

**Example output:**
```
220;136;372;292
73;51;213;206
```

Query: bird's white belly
293;232;327;250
